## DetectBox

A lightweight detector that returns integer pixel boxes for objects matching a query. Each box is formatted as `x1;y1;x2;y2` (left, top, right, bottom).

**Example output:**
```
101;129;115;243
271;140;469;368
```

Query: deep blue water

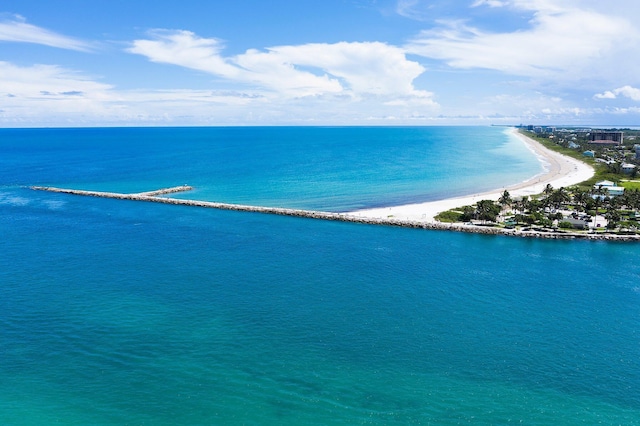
1;127;639;425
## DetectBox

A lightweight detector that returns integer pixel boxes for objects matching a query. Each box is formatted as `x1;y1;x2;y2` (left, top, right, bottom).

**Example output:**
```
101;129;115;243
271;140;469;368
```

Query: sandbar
349;128;595;223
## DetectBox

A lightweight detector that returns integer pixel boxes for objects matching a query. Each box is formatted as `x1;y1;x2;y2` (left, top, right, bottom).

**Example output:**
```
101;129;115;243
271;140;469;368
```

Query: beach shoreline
349;128;595;223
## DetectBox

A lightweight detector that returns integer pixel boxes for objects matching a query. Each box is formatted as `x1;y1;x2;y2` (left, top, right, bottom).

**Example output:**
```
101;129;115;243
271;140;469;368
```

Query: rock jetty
30;185;640;241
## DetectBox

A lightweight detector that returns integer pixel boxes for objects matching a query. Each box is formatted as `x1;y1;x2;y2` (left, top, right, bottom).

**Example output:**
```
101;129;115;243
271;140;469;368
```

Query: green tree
572;189;589;213
461;205;475;222
606;207;621;230
515;196;529;215
475;200;500;224
548;187;570;210
589;185;607;229
498;190;512;210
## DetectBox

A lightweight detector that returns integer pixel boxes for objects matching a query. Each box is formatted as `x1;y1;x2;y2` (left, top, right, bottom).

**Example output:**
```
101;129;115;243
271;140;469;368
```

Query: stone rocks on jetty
29;185;640;242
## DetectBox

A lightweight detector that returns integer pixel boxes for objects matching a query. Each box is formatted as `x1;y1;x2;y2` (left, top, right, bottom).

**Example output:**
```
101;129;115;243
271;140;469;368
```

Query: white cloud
405;2;639;81
396;0;431;20
0;59;437;126
595;86;640;101
470;0;508;8
594;91;617;100
0;61;111;97
0;15;92;51
127;30;434;103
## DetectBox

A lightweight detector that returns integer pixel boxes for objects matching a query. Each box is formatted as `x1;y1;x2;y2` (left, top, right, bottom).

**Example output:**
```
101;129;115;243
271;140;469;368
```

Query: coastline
349;128;595;223
32;183;640;241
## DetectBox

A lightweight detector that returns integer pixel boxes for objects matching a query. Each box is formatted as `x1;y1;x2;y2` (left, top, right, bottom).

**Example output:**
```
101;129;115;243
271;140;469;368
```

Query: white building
594;180;625;197
621;163;637;174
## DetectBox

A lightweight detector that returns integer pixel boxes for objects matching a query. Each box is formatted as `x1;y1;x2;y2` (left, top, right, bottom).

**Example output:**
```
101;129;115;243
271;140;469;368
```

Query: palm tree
572;189;589;213
542;184;554;210
605;206;621;230
549;187;570;210
515;195;530;215
461;205;475;222
498;190;512;211
543;183;554;197
475;199;500;224
591;185;605;230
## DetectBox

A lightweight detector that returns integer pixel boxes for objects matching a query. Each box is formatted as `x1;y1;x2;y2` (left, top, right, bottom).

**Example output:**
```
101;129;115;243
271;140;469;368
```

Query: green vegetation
436;184;640;234
435;128;640;235
435;210;464;223
621;180;640;191
523;128;640;189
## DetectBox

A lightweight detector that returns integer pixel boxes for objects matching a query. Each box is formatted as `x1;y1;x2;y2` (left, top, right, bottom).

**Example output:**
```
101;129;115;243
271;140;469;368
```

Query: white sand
349;128;595;222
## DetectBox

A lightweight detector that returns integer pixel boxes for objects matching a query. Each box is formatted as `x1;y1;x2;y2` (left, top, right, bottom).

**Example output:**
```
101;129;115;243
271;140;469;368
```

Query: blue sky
1;0;640;126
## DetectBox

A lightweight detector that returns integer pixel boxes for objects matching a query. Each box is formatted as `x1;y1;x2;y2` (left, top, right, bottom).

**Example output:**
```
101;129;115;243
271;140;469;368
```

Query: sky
1;0;640;127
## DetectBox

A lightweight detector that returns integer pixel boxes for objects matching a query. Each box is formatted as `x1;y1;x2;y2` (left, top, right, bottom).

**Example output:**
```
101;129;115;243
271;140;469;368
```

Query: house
621;163;637;174
583;150;595;157
563;217;588;229
594;180;625;197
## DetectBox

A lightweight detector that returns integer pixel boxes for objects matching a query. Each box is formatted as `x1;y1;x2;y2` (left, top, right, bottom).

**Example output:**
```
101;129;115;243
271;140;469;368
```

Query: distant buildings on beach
522;125;624;145
518;124;640;177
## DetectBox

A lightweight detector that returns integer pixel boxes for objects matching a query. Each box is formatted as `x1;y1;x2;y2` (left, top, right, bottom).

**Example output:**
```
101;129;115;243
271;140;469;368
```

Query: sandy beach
349;128;595;223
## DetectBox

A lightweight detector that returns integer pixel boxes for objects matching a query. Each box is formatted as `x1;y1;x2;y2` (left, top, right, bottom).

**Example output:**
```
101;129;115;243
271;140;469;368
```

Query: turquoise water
1;127;639;425
0;126;539;210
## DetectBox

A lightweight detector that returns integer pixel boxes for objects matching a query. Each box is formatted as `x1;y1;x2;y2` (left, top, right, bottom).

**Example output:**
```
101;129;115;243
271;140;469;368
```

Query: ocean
1;127;639;425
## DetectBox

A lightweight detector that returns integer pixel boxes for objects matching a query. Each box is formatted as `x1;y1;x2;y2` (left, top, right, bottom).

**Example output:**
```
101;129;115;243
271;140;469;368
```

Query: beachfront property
589;131;624;145
563;217;588;230
523;126;640;178
594;180;625;196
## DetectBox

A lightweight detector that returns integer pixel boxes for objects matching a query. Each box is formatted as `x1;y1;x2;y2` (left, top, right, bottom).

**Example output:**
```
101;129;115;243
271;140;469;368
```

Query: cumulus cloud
595;86;640;101
405;1;639;80
127;30;434;103
0;15;92;51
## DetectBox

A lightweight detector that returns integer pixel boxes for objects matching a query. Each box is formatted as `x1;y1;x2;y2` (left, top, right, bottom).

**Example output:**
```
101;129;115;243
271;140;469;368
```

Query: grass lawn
621;180;640;190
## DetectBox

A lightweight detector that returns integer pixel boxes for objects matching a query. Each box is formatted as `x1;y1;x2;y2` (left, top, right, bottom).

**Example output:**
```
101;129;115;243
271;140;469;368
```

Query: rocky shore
30;185;640;241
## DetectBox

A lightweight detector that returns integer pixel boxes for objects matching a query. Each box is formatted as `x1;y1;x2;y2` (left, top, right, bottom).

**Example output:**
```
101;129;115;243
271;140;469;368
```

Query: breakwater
30;186;640;241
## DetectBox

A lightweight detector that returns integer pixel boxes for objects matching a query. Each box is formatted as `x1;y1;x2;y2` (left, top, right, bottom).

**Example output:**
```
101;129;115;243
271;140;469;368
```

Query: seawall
30;186;640;241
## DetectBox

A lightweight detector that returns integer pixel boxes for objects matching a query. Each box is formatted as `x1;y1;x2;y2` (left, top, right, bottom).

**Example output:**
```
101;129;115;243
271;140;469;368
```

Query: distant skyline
2;0;640;127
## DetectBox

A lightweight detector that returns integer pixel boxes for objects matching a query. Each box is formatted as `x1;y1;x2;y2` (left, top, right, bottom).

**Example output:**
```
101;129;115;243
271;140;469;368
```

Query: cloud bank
1;2;640;126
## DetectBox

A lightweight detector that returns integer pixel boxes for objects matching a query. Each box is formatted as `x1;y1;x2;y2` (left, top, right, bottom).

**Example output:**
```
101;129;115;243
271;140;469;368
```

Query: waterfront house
589;131;623;145
564;217;588;230
594;180;625;197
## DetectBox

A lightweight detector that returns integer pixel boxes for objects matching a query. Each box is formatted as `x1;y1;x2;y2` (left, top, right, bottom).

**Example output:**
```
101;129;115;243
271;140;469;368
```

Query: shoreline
31;184;640;241
349;128;595;223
